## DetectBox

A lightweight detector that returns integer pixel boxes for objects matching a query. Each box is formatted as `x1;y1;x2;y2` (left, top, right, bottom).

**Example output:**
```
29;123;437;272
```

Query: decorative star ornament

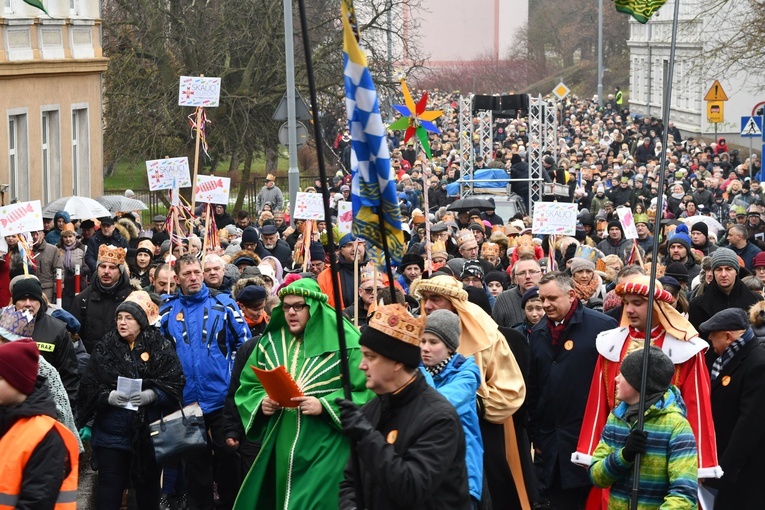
388;79;443;159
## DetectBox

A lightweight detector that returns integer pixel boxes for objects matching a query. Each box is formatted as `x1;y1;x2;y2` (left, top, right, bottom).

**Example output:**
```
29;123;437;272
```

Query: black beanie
691;221;708;239
620;346;675;396
12;277;43;305
241;227;259;245
607;220;623;236
115;301;149;330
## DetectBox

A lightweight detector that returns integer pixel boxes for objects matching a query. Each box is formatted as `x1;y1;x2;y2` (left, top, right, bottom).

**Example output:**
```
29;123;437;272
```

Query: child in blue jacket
421;309;484;506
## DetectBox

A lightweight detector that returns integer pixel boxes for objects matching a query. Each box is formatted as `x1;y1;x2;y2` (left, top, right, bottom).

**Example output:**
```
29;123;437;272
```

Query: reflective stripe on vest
0;415;79;509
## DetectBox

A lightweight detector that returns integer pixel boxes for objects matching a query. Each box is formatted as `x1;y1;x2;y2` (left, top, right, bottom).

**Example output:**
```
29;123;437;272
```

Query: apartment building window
42;109;61;203
4;0;12;14
8;112;29;202
71;107;90;196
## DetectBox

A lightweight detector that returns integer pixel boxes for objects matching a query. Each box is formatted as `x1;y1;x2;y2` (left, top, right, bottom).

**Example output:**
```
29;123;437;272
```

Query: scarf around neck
711;327;754;380
425;352;456;378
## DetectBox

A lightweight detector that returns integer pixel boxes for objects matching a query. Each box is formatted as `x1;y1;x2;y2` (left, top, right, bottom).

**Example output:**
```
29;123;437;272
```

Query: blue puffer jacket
422;354;484;501
159;285;249;414
45;210;71;246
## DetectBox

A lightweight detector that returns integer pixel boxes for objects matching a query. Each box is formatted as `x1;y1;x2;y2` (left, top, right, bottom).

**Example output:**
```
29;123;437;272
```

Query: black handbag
149;402;208;464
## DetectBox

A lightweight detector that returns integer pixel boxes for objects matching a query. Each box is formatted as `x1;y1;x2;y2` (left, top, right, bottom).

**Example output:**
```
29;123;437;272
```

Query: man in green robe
234;277;373;509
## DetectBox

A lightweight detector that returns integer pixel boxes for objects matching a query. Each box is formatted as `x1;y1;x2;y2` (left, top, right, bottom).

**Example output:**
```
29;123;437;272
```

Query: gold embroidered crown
368;304;424;347
123;291;160;325
481;242;500;257
98;244;127;266
456;229;475;247
360;263;377;285
431;240;447;257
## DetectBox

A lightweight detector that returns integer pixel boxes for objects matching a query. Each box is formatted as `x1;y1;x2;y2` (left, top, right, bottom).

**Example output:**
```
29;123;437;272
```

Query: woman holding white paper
78;290;185;510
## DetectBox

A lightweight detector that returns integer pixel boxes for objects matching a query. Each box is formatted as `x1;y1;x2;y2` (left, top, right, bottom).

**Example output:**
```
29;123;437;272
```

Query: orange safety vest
0;415;79;509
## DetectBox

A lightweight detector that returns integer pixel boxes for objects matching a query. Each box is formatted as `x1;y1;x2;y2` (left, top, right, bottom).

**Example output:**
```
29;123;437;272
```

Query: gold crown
481;242;500;257
368;304;424;347
98;244;127;266
360;263;377;285
266;173;276;181
441;212;455;223
123;291;160;325
431;239;447;256
456;229;475;247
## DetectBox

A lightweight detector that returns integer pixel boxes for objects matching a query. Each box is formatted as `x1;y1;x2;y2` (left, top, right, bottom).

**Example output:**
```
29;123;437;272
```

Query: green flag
22;0;48;15
614;0;666;23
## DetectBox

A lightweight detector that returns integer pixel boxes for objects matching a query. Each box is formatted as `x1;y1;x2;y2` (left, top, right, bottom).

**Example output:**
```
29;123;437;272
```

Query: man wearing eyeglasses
234;278;373;509
492;256;543;328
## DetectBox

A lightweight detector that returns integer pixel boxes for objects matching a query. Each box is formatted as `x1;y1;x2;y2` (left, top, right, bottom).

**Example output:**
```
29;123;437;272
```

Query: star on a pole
388;79;443;159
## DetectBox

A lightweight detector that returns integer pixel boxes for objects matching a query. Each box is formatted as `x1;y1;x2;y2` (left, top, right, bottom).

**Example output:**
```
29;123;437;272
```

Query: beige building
0;0;107;206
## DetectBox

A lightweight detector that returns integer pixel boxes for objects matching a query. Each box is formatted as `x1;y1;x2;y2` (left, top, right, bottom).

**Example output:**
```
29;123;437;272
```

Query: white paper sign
531;202;577;235
178;76;222;107
0;200;44;237
337;201;352;234
194;175;231;205
617;207;639;240
146;157;192;191
293;192;326;220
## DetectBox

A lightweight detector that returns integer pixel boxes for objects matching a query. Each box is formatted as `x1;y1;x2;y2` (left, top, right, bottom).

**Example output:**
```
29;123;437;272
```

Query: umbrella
682;215;724;234
95;195;149;214
446;197;496;213
42;196;111;220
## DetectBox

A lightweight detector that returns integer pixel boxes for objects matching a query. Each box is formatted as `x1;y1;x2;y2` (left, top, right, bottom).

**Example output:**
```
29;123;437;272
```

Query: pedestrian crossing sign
741;116;762;138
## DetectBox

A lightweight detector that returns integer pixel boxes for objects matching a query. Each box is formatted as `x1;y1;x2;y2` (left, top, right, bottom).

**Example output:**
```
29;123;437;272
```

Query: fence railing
105;174;320;224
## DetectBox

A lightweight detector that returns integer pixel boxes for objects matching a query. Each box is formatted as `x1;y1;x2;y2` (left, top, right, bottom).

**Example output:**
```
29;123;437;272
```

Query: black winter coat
688;279;762;336
527;304;617;490
264;239;293;269
31;308;79;411
72;272;135;353
339;372;471;510
706;339;765;508
0;378;72;510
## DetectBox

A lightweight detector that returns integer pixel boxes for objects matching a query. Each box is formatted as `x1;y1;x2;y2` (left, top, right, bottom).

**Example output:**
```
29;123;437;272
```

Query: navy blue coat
527;303;617;490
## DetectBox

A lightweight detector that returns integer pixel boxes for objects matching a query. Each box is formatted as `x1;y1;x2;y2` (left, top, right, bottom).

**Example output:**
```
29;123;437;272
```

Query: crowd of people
0;89;763;510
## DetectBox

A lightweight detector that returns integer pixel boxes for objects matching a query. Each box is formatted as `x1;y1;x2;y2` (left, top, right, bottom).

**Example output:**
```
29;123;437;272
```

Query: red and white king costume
572;277;722;488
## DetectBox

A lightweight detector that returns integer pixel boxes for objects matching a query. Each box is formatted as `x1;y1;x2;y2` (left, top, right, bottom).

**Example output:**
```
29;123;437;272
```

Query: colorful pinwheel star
388;79;443;159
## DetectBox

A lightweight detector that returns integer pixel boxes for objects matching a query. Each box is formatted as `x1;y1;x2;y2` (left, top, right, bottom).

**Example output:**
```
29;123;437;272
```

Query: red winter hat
0;339;39;396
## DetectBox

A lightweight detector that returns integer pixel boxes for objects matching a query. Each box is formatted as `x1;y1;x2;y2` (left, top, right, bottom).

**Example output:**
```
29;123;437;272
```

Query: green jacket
589;386;698;510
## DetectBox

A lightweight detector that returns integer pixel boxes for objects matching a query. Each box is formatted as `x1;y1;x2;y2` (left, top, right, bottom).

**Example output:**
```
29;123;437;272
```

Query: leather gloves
108;390;130;407
622;429;648;462
130;389;157;407
335;398;373;440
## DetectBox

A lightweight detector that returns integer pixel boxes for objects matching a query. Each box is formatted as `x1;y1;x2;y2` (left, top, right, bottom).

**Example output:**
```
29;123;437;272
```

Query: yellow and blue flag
342;0;404;266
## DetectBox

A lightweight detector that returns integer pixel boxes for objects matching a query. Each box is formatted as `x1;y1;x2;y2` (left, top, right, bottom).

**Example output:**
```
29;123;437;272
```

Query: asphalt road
77;446;97;509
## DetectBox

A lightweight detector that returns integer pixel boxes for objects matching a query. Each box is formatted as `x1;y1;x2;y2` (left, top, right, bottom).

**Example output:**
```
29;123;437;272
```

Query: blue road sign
741;116;762;137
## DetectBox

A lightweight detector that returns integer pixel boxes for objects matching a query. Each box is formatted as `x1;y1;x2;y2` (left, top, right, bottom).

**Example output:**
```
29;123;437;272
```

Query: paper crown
122;291;160;325
431;240;447;257
367;304;424;347
98;244;127;266
411;211;426;224
456;229;476;247
574;245;603;263
360;263;380;285
481;242;500;257
0;306;35;340
266;173;275;181
441;212;455;223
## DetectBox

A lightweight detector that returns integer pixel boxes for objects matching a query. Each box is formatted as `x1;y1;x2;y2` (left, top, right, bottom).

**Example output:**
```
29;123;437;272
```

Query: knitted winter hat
667;225;692;254
691;221;708;238
753;251;765;269
569;257;596;275
620;346;675;396
11;277;43;305
424;309;461;353
711;247;740;272
0;339;39;395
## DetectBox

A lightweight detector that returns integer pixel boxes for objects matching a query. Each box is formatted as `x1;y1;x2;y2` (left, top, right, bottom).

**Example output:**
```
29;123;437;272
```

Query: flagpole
296;2;366;506
631;0;681;505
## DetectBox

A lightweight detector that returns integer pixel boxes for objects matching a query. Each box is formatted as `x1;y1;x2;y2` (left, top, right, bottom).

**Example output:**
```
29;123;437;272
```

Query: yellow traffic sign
707;101;724;123
704;80;728;102
552;82;570;100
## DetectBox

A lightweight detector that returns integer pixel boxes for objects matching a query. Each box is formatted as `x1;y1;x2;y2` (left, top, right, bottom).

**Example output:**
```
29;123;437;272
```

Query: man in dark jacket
700;309;765;508
213;204;235;230
690;221;717;256
11;276;79;411
317;234;367;309
689;248;762;335
527;272;617;509
597;220;631;260
72;244;133;353
84;217;128;273
337;303;471;510
260;224;292;269
663;226;701;281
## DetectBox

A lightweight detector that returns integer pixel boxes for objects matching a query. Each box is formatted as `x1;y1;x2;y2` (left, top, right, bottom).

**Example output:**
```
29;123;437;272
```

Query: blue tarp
445;169;509;196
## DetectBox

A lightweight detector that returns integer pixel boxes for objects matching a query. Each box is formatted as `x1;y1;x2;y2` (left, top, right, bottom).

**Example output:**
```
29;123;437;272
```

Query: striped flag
614;0;667;23
342;0;404;265
22;0;48;14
